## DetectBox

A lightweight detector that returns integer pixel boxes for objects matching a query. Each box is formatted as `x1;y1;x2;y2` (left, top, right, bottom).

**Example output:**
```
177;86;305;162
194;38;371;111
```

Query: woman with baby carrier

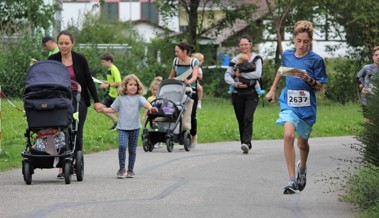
168;41;199;147
224;35;263;154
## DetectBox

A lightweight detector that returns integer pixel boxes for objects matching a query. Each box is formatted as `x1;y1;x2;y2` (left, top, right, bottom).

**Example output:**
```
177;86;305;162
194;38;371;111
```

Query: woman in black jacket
49;30;102;164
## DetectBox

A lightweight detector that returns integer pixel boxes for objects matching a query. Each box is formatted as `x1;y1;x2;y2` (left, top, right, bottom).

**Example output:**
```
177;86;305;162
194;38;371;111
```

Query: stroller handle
71;80;82;93
71;80;81;102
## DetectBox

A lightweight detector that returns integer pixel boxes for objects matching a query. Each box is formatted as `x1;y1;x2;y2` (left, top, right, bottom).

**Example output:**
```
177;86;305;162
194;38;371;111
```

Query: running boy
99;52;122;131
265;20;328;194
98;74;158;178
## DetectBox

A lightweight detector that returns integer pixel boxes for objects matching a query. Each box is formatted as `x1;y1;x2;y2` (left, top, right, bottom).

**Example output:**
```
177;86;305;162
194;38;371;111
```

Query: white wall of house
58;1;179;33
134;23;165;43
61;2;99;29
159;14;179;32
119;2;141;21
258;41;349;59
259;20;349;59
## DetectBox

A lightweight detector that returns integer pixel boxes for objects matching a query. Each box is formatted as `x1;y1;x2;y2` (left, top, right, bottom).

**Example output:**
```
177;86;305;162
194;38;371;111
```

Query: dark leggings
72;92;88;152
190;93;198;137
231;92;259;146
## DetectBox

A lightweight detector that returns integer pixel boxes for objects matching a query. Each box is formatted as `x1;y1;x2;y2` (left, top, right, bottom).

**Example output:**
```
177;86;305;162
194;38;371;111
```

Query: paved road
0;136;360;218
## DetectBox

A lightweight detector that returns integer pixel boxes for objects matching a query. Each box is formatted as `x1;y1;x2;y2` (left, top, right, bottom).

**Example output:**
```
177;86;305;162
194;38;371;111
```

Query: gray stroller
142;79;193;152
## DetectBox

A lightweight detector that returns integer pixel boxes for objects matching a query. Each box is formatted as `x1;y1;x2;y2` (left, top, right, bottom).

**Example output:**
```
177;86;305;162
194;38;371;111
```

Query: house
132;19;173;43
55;0;347;59
56;0;178;32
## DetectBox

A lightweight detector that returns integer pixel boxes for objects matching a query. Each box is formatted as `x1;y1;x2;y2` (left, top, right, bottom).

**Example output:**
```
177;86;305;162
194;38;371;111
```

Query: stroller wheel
142;136;149;152
23;161;32;185
166;138;174;152
183;131;192;152
75;151;84;181
64;161;72;184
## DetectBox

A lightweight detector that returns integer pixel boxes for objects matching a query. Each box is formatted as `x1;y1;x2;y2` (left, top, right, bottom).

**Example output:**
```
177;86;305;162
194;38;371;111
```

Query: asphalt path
0;136;360;218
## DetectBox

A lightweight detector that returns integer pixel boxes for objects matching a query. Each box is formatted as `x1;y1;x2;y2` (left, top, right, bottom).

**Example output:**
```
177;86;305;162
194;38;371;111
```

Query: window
101;2;119;23
141;2;158;24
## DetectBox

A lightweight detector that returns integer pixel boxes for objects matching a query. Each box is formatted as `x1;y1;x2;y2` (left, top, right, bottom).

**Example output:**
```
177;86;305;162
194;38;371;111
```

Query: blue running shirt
279;49;328;125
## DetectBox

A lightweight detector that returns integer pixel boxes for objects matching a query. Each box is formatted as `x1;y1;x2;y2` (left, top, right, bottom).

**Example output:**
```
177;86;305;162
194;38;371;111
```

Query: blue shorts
276;110;312;140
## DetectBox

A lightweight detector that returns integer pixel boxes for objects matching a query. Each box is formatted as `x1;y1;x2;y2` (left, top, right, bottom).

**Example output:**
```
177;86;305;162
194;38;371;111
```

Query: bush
0;34;46;97
324;58;361;104
341;165;379;216
356;76;379;167
346;73;379;218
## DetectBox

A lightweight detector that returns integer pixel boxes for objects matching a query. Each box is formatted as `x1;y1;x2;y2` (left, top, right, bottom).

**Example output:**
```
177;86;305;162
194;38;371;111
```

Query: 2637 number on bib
287;90;310;107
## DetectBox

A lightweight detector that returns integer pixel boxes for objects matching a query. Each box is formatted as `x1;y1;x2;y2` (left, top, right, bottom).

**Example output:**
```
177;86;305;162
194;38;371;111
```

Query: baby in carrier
228;53;265;95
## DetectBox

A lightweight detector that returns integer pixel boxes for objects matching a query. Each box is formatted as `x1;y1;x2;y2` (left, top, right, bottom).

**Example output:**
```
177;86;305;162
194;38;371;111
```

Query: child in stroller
142;79;194;152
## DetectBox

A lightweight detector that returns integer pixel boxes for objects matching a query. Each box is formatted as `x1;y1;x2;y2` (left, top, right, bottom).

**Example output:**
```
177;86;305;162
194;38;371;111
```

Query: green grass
0;95;363;172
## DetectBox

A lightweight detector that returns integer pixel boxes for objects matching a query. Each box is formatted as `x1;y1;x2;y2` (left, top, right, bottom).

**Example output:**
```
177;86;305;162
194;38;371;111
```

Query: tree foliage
326;0;379;59
0;0;59;35
157;0;258;46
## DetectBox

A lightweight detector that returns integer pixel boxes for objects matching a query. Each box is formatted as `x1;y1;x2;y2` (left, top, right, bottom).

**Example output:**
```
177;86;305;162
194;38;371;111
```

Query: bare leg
297;136;310;168
283;122;296;177
197;83;203;102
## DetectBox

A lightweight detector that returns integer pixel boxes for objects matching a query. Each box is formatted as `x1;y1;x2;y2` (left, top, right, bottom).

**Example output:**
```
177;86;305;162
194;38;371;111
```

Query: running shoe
57;173;64;179
296;161;307;191
241;144;249;154
283;181;298;194
126;170;135;178
110;123;117;131
116;169;126;179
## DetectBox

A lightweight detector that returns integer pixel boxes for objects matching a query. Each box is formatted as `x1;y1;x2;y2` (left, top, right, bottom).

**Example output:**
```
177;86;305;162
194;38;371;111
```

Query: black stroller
21;60;83;185
142;79;193;152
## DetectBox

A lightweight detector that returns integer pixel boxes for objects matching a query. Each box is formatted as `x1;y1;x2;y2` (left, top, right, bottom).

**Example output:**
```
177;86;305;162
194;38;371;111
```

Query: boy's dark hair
41;36;54;45
101;52;114;62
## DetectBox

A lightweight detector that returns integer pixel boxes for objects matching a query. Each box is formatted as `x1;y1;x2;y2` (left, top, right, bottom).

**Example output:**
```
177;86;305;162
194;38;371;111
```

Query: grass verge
0;96;363;171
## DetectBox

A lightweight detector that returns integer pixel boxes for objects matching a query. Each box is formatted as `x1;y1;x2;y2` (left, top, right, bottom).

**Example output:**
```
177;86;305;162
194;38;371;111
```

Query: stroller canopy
25;60;71;91
157;79;187;105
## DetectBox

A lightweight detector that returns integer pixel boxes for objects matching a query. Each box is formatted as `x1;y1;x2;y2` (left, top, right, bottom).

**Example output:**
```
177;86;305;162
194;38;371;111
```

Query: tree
0;0;59;36
263;0;330;63
325;0;379;59
264;0;294;63
157;0;258;46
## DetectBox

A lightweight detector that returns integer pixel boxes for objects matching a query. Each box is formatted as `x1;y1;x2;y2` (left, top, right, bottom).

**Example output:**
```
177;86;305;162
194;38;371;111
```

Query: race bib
287;90;310;107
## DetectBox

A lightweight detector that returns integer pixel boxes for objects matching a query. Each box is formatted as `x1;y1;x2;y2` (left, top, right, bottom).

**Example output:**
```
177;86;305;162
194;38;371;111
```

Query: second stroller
142;79;193;152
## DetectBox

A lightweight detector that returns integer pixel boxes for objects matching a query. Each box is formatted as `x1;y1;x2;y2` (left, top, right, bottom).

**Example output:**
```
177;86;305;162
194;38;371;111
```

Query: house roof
204;0;270;44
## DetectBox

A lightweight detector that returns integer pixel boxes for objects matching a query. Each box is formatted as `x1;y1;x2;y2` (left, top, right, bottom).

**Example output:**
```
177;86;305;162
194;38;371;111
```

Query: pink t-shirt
66;65;78;91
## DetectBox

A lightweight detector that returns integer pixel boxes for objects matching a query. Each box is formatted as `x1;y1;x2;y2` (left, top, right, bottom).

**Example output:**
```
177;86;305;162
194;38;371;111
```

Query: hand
297;71;310;82
235;70;241;77
149;107;158;113
94;103;104;112
236;82;247;89
265;91;275;103
99;83;109;89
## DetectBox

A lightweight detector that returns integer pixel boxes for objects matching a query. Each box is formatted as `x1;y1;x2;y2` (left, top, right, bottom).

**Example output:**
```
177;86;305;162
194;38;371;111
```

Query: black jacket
48;51;99;106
